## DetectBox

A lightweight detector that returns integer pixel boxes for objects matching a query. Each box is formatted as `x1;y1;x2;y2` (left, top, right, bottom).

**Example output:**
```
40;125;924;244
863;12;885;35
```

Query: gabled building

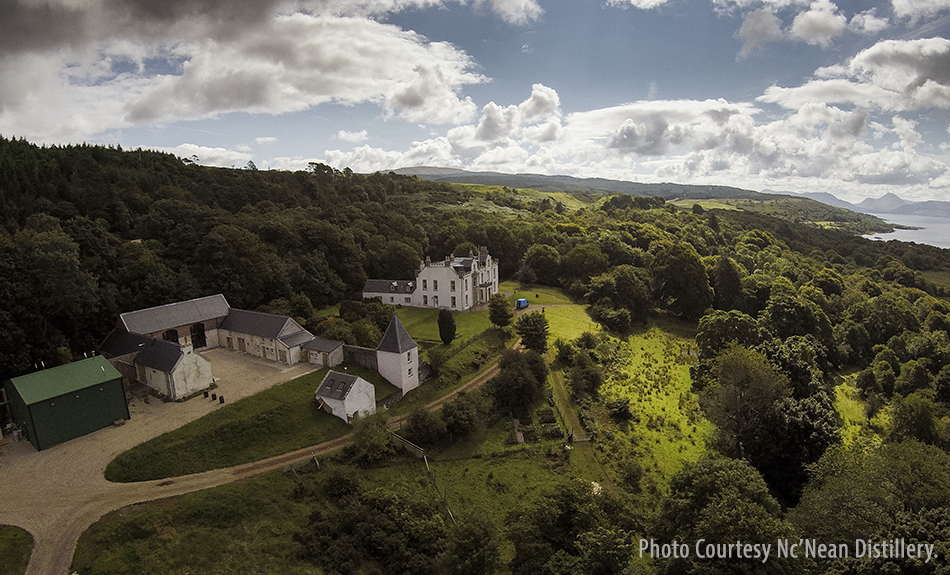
314;370;376;423
219;308;312;365
362;246;499;312
376;315;419;394
4;356;130;451
117;294;230;349
302;337;345;367
102;295;346;399
99;330;213;401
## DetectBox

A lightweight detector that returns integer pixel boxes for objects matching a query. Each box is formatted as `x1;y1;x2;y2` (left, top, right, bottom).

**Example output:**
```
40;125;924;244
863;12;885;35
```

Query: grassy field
73;473;318;575
76;445;577;574
670;199;740;211
499;281;575;306
0;525;32;575
543;305;600;341
394;306;494;344
105;365;398;482
594;327;713;495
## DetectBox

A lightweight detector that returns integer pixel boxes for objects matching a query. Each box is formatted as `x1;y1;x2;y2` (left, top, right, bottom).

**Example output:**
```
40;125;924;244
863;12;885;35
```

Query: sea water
862;213;950;250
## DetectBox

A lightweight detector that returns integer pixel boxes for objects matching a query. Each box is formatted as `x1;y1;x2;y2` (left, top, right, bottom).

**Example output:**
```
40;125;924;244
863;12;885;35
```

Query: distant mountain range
394;167;950;220
769;191;950;219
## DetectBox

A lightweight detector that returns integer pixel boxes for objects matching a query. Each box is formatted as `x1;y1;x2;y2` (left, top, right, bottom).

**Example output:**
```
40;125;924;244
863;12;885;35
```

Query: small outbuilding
314;370;376;423
515;298;529;309
3;356;130;451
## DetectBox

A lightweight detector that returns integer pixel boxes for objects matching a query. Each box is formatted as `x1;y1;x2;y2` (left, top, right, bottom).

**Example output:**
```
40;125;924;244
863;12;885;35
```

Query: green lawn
0;525;32;575
543;305;600;341
105;365;398;482
395;306;494;344
595;327;712;495
500;281;575;306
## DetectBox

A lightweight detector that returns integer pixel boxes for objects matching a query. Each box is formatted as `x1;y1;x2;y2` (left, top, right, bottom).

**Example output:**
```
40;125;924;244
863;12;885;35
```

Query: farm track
1;340;516;575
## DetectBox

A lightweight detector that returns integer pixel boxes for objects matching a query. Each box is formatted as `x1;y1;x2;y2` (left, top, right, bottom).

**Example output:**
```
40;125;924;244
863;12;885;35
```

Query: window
465;278;468;290
451;280;456;292
465;295;469;307
423;295;428;305
390;296;394;302
433;280;439;291
423;279;427;290
404;297;411;303
451;296;457;307
433;296;439;306
408;367;413;376
407;351;412;362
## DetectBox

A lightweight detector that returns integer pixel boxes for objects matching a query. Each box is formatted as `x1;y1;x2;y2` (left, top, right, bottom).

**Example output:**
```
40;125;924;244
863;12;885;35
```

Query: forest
4;136;950;574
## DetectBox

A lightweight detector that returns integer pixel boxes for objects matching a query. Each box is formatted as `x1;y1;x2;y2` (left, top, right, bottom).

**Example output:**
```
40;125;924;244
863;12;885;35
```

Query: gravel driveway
0;349;317;575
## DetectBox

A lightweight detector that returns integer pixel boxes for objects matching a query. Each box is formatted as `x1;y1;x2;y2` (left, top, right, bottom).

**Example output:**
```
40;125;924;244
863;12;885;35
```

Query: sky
1;0;950;202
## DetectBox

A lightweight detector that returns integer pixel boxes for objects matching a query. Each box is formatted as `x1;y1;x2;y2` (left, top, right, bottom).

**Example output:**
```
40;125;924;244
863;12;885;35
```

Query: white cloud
849;9;889;35
737;9;786;57
256;136;278;144
473;0;543;24
159;143;252;167
336;129;369;142
127;15;483;125
0;13;485;143
891;0;950;22
607;0;672;8
758;38;950;111
789;0;847;47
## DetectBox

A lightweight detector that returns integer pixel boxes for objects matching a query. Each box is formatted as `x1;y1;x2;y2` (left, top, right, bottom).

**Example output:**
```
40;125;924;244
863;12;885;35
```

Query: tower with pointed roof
375;315;419;394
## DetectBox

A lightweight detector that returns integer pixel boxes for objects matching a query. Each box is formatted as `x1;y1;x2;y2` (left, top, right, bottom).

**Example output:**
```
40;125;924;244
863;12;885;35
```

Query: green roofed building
4;356;130;451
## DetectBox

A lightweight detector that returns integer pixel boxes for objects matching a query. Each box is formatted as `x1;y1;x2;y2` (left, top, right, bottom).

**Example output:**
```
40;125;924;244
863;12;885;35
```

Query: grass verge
0;525;32;575
105;364;397;482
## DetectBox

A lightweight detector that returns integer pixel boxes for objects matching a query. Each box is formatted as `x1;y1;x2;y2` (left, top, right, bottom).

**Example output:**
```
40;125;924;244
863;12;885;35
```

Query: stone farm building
363;246;499;312
99;294;344;400
314;370;376;423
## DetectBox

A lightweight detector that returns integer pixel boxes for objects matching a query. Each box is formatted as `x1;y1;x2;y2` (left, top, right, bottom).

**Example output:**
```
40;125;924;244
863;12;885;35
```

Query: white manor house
363;246;499;312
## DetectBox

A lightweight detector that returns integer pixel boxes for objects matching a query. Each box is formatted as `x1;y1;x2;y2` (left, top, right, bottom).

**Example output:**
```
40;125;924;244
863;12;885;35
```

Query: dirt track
0;343;512;575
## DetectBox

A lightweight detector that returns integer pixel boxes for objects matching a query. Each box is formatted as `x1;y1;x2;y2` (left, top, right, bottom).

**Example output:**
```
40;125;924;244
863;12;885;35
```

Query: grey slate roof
98;329;182;373
315;371;359;400
376;315;417;353
135;338;184;373
279;329;315;348
362;279;416;295
220;309;293;339
119;294;230;335
99;329;155;358
303;337;344;353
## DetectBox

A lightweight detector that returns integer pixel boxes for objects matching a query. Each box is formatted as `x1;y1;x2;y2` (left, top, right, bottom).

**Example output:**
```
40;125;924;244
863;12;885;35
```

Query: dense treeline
2;136;948;382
